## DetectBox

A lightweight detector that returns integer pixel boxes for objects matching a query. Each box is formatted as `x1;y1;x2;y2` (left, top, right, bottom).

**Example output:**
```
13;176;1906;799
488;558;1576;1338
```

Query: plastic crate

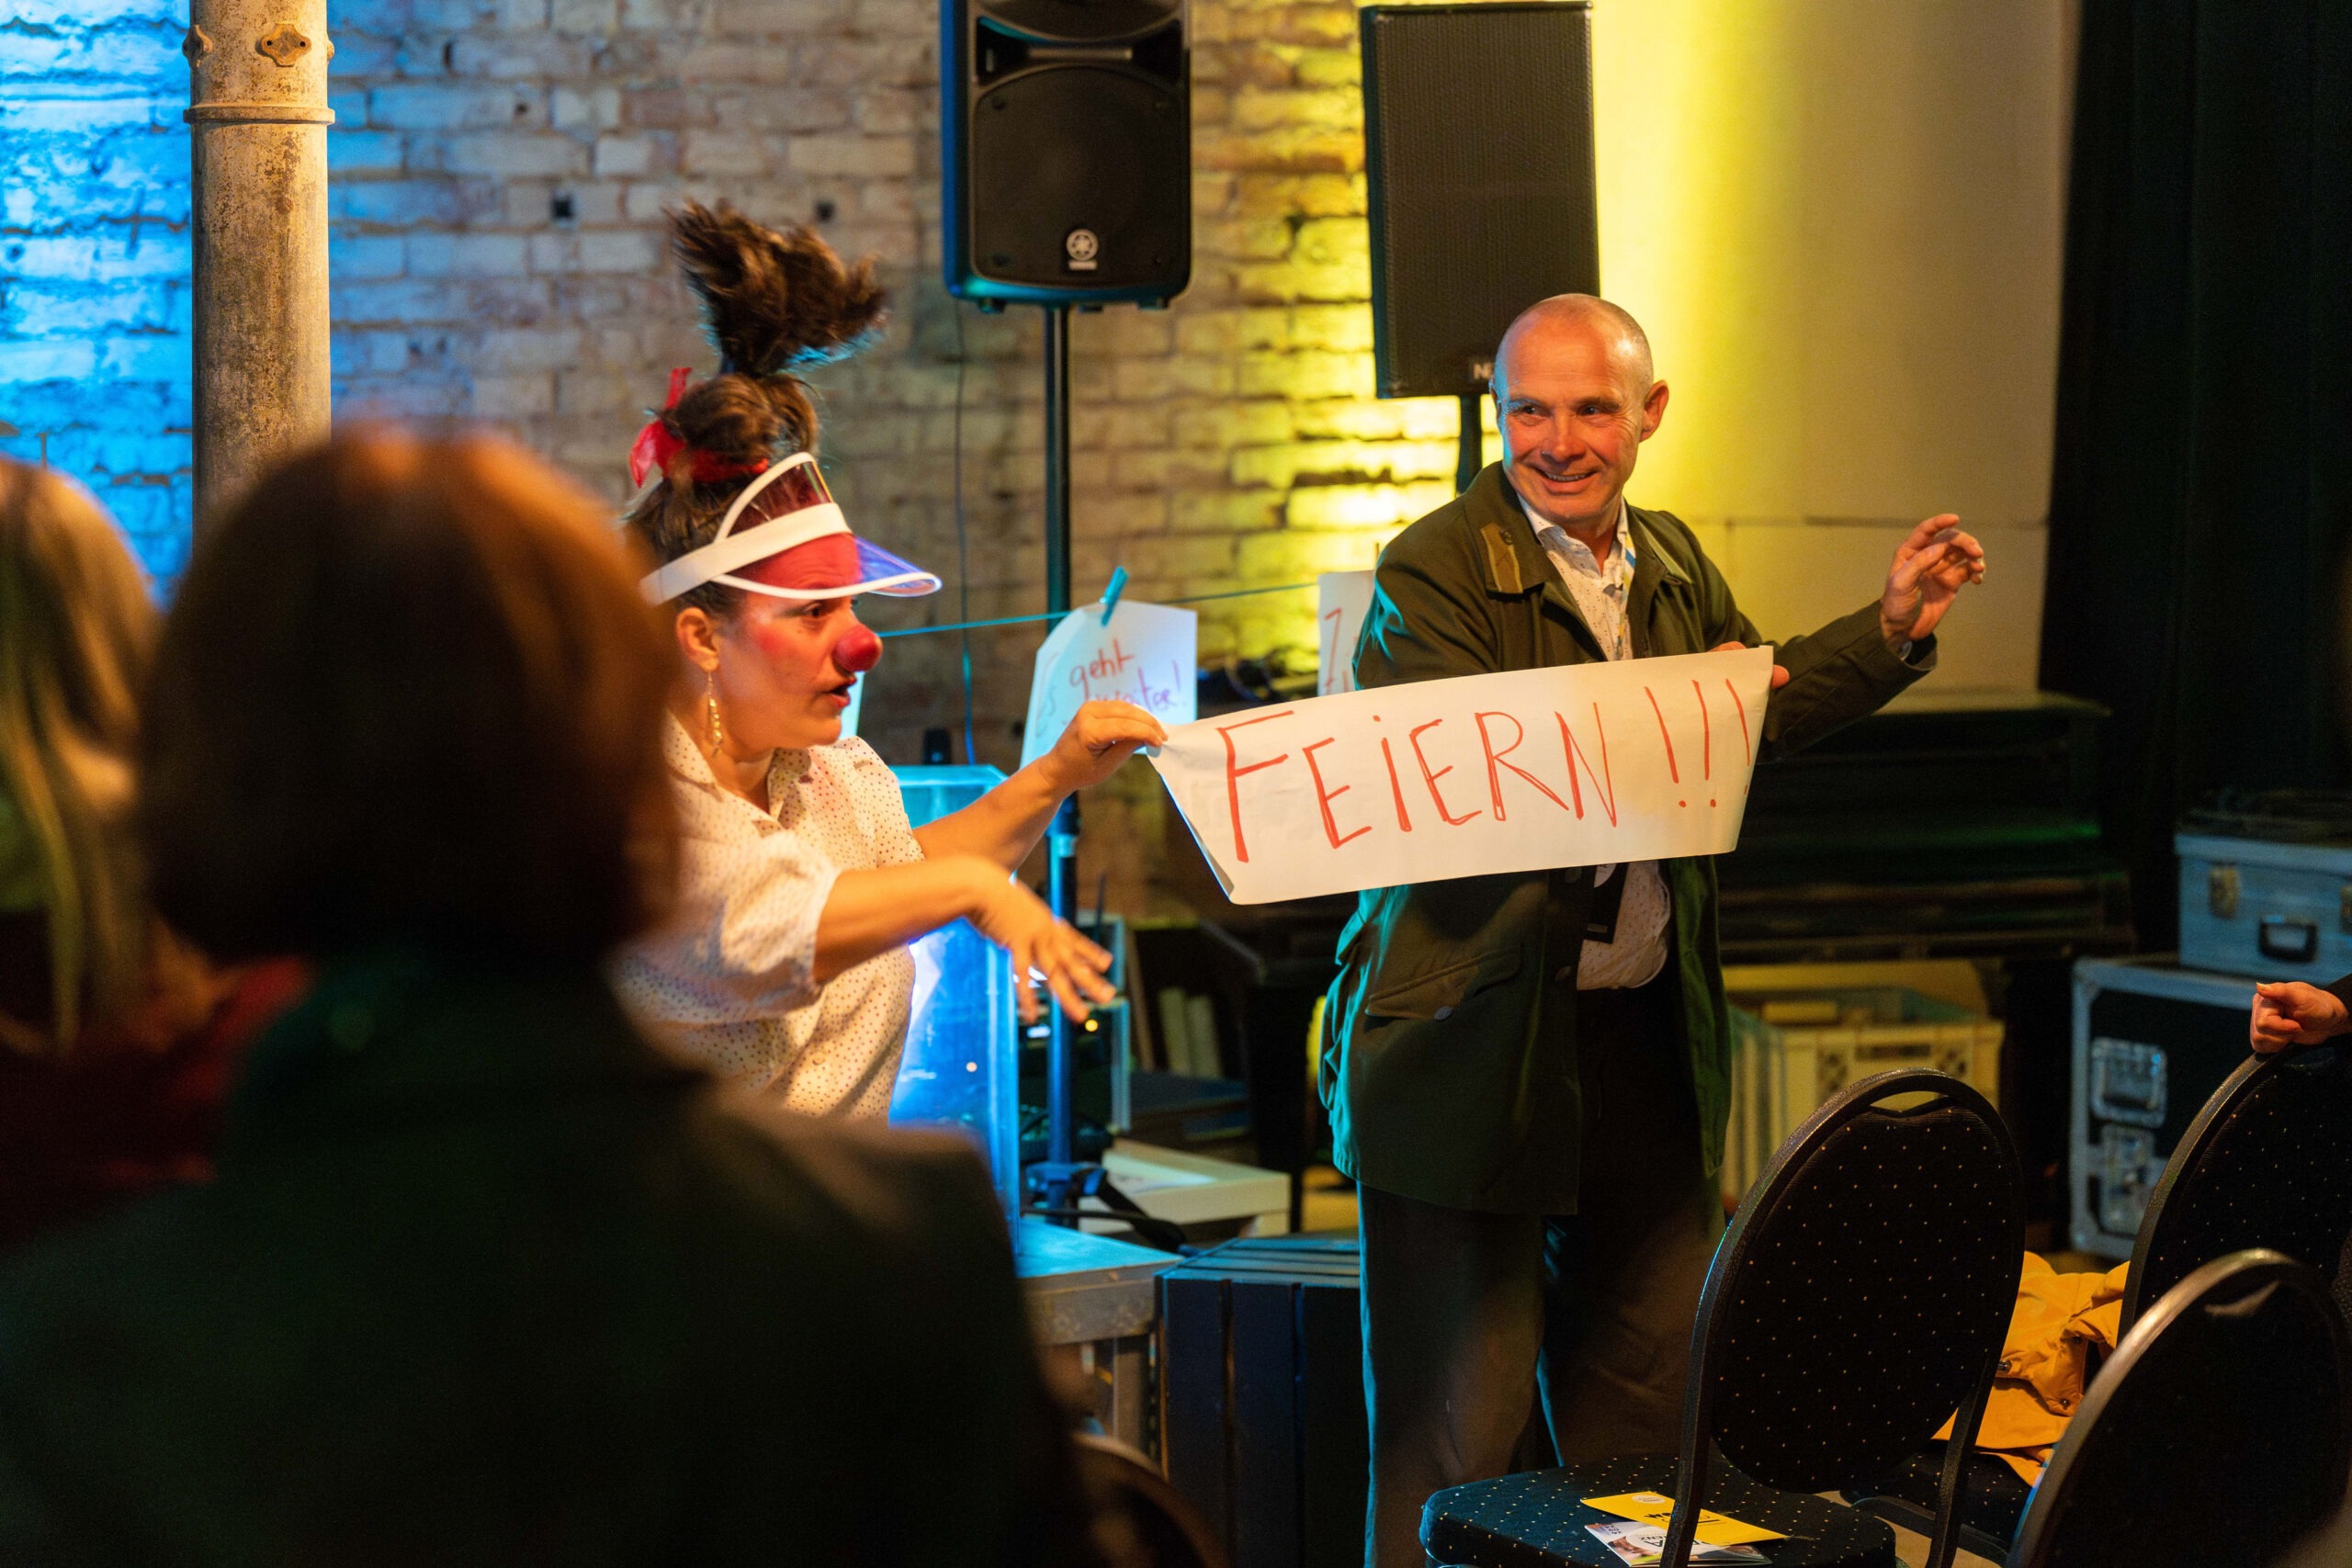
886;765;1019;1216
1721;987;2005;1206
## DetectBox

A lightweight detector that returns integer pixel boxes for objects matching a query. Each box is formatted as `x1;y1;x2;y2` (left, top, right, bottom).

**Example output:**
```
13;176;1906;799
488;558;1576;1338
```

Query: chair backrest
2120;1039;2352;1335
2006;1249;2352;1568
1659;1069;2022;1568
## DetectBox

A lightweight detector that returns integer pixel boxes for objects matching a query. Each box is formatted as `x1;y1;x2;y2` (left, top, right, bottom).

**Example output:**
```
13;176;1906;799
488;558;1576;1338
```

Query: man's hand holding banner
1147;645;1777;904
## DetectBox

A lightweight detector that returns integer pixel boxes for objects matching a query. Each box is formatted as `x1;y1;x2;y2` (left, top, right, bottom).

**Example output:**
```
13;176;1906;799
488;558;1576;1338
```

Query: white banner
1022;599;1198;769
1148;646;1775;904
1317;570;1376;697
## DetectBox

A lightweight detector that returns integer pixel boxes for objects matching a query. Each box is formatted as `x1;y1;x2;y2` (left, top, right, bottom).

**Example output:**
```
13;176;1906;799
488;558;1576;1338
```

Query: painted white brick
786;134;914;179
11;0;179;25
370;84;543;132
470;371;556;416
680;131;767;176
576;229;659;273
551;85;622;130
0;338;99;381
331;233;406;278
442;132;587;177
95;335;188;381
329;130;405;174
550;0;619;32
406;231;530;277
593;133;661;177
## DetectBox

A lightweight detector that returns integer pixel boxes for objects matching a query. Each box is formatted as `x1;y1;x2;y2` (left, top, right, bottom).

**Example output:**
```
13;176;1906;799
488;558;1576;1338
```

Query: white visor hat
639;453;944;605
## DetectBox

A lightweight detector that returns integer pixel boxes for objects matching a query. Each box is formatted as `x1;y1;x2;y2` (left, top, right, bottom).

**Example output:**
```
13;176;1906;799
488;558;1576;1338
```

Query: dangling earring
705;670;725;756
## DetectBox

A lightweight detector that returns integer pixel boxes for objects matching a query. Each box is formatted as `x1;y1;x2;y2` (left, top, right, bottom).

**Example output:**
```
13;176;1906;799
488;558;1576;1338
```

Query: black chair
1074;1433;1229;1568
1848;1035;2352;1561
1420;1069;2024;1568
2004;1248;2352;1568
2118;1038;2352;1337
1842;1440;2032;1566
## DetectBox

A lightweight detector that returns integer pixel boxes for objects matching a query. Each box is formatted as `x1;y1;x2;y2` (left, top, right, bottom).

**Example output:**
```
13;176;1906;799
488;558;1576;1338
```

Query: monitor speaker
942;0;1192;307
1361;2;1600;399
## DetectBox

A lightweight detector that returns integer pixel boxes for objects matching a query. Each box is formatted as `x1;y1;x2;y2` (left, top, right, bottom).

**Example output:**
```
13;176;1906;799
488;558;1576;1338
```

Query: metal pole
185;0;333;523
1456;391;1483;493
1041;304;1081;1186
1044;305;1072;619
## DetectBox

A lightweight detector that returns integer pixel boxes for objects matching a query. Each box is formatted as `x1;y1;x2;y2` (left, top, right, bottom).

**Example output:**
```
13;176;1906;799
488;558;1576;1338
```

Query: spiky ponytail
627;203;888;615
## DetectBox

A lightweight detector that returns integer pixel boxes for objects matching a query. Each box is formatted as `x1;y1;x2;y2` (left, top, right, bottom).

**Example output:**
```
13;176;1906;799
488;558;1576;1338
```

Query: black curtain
2041;0;2352;947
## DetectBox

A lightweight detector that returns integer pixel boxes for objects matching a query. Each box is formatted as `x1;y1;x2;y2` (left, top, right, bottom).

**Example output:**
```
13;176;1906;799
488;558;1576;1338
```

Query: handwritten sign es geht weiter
1021;598;1198;770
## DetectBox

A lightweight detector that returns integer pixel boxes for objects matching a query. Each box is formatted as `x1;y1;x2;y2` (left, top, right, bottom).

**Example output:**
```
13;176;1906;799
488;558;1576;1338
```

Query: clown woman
615;204;1162;1117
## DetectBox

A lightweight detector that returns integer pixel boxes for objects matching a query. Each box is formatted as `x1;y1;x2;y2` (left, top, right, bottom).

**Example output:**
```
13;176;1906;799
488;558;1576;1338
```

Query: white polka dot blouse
613;716;924;1119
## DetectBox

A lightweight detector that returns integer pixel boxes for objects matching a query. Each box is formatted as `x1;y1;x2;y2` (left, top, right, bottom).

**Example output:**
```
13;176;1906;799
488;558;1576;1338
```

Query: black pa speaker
942;0;1192;307
1361;2;1599;399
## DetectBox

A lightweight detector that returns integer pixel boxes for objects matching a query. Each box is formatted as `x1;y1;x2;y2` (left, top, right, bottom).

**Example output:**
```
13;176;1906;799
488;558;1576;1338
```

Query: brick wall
0;0;194;579
5;1;2069;914
327;0;1441;910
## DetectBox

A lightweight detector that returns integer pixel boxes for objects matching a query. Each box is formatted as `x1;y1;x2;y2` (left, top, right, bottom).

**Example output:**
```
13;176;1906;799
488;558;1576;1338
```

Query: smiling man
1325;294;1986;1568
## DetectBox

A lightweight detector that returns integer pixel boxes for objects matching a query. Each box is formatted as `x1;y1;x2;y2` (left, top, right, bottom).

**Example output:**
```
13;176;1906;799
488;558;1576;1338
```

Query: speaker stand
1456;391;1483;492
1027;302;1103;1232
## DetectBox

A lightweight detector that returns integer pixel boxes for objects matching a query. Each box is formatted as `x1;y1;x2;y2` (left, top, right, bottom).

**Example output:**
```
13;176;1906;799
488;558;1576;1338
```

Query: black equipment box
2071;956;2262;1258
1361;2;1599;400
1718;689;2128;962
1158;1235;1365;1568
940;0;1191;306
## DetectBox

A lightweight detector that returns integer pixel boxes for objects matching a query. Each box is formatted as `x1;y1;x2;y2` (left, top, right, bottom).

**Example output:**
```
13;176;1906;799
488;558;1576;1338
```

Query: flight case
2070;956;2262;1258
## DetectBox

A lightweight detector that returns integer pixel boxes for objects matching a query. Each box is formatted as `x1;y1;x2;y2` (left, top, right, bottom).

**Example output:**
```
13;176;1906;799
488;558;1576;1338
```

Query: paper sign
1317;570;1376;696
1585;1521;1767;1566
1583;1491;1786;1548
1148;647;1774;905
1022;599;1197;769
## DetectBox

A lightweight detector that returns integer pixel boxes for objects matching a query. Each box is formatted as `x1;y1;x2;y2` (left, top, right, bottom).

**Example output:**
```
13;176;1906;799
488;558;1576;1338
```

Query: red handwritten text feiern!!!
1209;679;1758;863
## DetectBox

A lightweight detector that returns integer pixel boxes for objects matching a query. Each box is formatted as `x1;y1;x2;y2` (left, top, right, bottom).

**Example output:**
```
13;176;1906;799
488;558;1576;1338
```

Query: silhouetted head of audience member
0;457;176;1051
140;428;678;971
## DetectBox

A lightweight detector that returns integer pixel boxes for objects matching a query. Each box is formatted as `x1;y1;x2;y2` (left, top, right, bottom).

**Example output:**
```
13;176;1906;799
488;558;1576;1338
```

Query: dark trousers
1356;976;1721;1568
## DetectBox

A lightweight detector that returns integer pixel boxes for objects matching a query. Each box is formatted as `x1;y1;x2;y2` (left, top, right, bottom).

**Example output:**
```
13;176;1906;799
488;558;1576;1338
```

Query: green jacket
0;949;1094;1567
1320;466;1930;1213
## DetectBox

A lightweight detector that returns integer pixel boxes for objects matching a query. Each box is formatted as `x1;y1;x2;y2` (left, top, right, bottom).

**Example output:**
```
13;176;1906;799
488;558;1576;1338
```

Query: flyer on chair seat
1585;1520;1769;1566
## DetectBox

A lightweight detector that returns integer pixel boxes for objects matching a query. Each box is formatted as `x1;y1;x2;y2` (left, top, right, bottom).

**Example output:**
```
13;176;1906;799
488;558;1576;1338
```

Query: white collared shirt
612;716;923;1117
1516;491;1673;991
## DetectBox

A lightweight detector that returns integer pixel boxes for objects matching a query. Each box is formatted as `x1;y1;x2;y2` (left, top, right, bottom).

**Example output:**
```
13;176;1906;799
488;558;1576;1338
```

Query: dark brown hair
141;428;678;967
625;202;888;618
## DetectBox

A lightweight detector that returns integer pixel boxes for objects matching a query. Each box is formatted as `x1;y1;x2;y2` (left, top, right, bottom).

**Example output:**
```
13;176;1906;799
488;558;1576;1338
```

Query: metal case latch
2088;1037;2166;1128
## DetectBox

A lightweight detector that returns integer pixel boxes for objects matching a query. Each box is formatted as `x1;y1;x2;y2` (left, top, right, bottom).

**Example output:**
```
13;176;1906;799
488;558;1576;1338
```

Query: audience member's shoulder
693;1086;1007;1257
0;1179;214;1353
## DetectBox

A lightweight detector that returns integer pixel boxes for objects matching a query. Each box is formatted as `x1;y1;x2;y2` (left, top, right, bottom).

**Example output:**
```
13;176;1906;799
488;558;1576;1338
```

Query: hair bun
670;201;888;380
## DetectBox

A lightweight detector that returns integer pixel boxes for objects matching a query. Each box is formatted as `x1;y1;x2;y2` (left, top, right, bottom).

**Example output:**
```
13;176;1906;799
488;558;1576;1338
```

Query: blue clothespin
1098;566;1128;626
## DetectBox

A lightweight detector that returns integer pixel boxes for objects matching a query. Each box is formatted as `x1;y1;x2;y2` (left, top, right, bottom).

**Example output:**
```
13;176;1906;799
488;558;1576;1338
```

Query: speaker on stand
1360;2;1600;491
941;0;1192;1224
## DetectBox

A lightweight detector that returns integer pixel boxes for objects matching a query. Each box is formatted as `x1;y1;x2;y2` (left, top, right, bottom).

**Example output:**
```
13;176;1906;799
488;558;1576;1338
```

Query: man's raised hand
1879;513;1984;652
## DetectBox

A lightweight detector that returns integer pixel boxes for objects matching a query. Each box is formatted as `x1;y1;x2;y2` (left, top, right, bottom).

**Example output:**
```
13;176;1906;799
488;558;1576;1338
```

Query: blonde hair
0;459;161;1051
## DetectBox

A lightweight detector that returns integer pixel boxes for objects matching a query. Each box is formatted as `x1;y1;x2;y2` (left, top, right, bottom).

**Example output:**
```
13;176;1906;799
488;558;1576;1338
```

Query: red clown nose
835;625;883;675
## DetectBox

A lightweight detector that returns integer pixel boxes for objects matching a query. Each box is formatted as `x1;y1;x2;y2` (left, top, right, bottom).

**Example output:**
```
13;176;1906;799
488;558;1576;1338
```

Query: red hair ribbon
628;366;772;489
